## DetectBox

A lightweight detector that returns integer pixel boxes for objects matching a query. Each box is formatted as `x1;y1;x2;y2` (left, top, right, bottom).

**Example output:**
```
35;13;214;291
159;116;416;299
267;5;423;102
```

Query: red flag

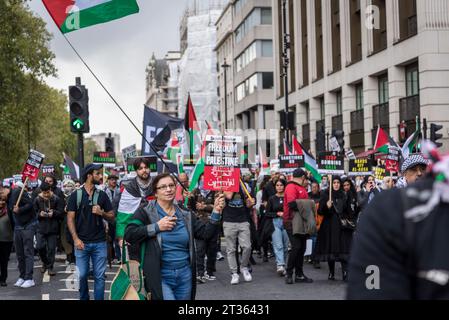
292;135;304;156
283;139;292;155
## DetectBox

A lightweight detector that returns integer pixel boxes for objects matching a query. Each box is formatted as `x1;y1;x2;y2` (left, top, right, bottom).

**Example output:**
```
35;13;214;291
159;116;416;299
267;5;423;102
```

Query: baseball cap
82;163;103;181
293;168;306;178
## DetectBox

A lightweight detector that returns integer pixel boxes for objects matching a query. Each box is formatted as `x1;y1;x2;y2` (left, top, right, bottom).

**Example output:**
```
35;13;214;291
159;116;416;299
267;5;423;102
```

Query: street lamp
281;0;291;145
221;59;230;130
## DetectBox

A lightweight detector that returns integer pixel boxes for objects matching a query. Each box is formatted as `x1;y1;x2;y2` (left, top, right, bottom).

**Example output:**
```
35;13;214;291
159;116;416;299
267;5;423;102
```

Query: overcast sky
29;0;187;150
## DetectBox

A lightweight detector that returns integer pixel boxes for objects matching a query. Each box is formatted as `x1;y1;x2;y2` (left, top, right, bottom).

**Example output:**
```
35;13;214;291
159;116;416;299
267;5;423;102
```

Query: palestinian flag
292;136;322;183
283;139;292;155
116;186;141;238
402;130;420;159
184;94;200;165
374;126;399;154
42;0;139;34
240;149;248;165
62;152;80;179
258;146;270;175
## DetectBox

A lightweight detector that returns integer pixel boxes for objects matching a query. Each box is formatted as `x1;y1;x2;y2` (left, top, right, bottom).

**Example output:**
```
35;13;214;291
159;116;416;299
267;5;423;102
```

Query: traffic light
430;123;443;148
105;136;115;152
333;130;345;151
69;83;89;133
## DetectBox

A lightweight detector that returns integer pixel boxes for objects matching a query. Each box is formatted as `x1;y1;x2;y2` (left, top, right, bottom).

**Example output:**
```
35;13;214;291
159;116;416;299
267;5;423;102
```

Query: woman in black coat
315;176;353;281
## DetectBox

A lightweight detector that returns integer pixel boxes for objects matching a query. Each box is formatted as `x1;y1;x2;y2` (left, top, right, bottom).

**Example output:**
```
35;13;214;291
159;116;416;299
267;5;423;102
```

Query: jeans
195;229;219;276
36;233;57;269
0;242;13;282
161;264;192;300
223;222;251;274
75;241;107;300
14;224;37;280
271;218;289;267
286;230;308;277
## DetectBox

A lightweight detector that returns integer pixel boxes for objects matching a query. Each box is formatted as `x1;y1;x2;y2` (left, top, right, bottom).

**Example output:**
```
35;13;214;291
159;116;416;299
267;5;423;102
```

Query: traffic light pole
78;132;84;170
282;0;290;146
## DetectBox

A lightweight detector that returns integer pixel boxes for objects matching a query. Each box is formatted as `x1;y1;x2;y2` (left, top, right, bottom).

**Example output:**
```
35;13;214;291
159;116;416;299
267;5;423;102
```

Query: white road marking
59;279;113;284
57;271;117;275
42;294;50;300
58;288;110;293
43;273;50;283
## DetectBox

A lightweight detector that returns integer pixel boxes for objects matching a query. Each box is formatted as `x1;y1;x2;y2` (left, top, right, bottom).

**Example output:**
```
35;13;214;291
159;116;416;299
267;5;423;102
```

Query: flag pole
59;34;187;191
15;177;29;207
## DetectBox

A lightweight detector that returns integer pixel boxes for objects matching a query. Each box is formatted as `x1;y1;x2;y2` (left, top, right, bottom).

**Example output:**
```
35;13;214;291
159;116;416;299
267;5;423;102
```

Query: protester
357;175;381;212
187;174;219;283
103;175;120;264
61;179;76;264
124;173;225;300
382;176;395;190
9;181;37;288
265;178;289;276
66;164;115;300
116;158;153;245
32;174;65;201
396;154;429;189
222;189;255;285
256;175;272;262
283;168;313;284
347;143;449;299
308;180;322;269
316;176;354;281
0;192;13;286
175;173;190;207
34;181;65;276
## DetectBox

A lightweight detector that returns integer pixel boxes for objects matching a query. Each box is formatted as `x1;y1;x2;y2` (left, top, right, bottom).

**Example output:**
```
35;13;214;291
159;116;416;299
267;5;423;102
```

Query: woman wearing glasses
124;173;225;300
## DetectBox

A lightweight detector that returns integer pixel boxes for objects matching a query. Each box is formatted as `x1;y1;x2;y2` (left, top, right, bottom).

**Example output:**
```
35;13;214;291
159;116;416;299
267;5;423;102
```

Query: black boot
295;274;313;283
285;275;293;284
342;270;348;282
328;261;335;280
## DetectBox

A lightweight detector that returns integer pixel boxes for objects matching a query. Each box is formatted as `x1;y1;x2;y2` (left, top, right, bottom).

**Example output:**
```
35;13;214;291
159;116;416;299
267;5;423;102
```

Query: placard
385;146;401;172
93;152;116;167
317;151;345;175
348;158;373;176
22;149;45;181
204;135;242;192
279;155;305;173
42;165;55;176
122;144;137;162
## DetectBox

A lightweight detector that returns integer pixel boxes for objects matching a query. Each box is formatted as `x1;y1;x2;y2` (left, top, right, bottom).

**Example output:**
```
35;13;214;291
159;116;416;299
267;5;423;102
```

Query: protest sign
22;149;45;181
93;152;116;168
122;144;137;162
204;135;242;192
279;155;305;173
317;151;345;175
348;158;373;176
385;146;401;172
42;165;55;176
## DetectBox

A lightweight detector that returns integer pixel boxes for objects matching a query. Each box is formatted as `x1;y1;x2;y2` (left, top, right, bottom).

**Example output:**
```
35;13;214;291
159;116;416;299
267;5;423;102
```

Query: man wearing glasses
396;154;429;189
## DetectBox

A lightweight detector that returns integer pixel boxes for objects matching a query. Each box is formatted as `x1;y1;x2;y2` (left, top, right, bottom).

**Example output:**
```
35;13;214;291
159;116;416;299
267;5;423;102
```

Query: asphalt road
0;251;346;300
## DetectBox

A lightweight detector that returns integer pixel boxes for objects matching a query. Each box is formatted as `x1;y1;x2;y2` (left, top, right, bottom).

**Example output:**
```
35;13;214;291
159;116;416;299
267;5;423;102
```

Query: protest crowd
0;129;434;300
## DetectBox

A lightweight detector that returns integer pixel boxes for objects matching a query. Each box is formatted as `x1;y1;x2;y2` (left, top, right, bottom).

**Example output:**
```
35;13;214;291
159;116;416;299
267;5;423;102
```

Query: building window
315;0;323;79
406;64;419;96
398;0;417;41
236;73;259;102
261;40;273;57
235;42;257;73
350;0;362;63
378;75;389;104
372;0;387;52
261;8;272;25
336;91;342;115
331;0;341;72
320;98;325;120
356;84;364;110
262;72;274;89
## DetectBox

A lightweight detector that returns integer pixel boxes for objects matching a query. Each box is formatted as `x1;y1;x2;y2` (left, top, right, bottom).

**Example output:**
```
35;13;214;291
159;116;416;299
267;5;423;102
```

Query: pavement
0;251;347;300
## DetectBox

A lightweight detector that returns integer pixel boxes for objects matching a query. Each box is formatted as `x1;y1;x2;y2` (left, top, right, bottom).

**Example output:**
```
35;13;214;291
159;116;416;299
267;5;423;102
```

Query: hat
401;154;429;174
82;163;103;181
293;168;306;178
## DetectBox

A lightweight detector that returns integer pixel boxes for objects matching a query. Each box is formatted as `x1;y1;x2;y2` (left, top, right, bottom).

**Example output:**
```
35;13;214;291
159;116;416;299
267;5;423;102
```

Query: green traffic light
72;118;84;130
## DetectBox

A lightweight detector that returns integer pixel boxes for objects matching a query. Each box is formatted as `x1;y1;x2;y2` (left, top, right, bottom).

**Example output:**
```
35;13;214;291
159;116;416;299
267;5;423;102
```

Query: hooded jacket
34;193;65;235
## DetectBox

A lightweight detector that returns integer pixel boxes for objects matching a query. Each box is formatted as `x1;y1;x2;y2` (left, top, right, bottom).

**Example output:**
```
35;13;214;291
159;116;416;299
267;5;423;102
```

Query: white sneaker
277;266;286;276
230;273;239;285
14;278;25;287
216;252;224;261
20;280;35;288
241;268;252;282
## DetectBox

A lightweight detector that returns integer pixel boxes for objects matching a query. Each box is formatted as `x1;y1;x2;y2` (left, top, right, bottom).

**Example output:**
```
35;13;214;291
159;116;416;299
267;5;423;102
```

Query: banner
348;158;373;176
279;155;305;173
141;107;183;156
385;146;400;172
42;165;55;176
22;149;45;181
93;152;116;168
329;137;341;152
204;135;242;192
317;151;345;175
121;144;137;162
374;165;387;181
345;149;356;160
126;156;158;177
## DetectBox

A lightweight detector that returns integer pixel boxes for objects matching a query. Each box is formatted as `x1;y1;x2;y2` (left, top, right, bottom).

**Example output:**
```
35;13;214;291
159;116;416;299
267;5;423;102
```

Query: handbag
109;242;147;300
339;217;356;230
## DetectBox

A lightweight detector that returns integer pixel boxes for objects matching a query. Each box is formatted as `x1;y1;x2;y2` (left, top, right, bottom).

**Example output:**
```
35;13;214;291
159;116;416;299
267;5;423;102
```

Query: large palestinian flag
292;135;322;183
373;126;399;154
42;0;139;34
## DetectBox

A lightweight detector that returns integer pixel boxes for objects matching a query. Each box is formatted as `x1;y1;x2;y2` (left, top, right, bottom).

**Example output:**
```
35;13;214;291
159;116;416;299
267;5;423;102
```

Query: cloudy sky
29;0;187;149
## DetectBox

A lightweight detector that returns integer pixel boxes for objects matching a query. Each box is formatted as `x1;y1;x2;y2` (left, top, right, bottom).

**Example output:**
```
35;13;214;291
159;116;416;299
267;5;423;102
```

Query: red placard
385;159;399;172
21;163;40;181
204;166;240;192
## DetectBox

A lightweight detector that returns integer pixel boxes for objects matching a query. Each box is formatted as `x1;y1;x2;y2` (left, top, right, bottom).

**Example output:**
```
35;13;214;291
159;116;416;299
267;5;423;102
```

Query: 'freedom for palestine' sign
204;135;242;192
